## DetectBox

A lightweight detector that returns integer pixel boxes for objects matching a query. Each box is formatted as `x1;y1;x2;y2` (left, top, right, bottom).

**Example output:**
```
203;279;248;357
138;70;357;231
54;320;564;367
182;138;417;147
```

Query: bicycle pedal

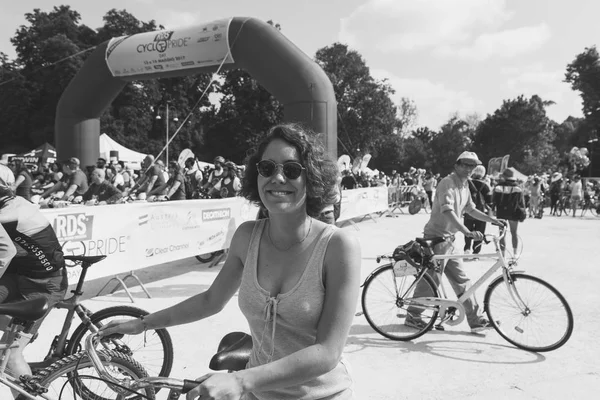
20;375;48;394
434;324;445;331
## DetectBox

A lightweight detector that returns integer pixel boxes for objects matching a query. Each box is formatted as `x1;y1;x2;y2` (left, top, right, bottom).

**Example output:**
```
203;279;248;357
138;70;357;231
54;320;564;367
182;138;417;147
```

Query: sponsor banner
337;187;388;222
41;198;259;285
105;18;234;78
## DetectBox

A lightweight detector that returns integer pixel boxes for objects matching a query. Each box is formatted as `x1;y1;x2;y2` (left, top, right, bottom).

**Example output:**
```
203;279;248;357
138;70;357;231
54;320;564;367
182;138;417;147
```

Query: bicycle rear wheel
67;306;174;379
484;273;573;352
17;350;155;400
361;264;439;341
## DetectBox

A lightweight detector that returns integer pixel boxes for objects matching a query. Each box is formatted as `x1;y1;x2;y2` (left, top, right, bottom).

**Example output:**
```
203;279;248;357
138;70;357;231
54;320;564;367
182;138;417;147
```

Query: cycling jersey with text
0;196;65;275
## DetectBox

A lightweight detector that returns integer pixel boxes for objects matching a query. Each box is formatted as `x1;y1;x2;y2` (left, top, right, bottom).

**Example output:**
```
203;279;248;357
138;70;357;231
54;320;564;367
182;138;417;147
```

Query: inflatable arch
55;17;337;167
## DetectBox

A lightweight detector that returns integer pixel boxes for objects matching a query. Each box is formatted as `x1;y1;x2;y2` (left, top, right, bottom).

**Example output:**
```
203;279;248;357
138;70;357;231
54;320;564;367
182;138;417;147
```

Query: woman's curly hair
240;123;340;218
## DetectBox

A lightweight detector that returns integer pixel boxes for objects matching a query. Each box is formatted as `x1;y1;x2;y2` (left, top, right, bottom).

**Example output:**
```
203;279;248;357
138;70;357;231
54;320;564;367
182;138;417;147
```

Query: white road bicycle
360;222;574;352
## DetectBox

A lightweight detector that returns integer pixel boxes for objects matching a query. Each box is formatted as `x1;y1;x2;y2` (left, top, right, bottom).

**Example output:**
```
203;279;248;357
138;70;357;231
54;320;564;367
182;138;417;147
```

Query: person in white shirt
107;164;125;191
0;163;15;187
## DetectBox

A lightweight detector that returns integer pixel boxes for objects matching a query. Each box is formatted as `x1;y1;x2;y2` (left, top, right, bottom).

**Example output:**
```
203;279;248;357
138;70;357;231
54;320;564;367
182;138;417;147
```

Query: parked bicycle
580;194;599;217
360;222;573;352
81;331;251;399
29;255;173;381
553;193;571;216
0;298;155;400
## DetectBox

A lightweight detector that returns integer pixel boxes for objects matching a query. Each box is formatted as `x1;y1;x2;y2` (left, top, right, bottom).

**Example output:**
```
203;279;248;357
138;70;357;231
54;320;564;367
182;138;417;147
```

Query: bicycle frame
29;265;97;370
404;226;528;327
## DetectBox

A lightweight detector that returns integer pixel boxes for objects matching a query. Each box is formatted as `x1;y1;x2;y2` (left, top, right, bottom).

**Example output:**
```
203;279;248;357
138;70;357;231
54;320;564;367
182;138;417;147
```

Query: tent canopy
99;133;146;166
507;167;528;182
11;143;57;164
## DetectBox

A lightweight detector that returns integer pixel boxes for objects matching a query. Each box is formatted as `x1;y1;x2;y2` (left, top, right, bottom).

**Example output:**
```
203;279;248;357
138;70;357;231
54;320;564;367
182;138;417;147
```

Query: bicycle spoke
361;265;438;341
486;274;573;352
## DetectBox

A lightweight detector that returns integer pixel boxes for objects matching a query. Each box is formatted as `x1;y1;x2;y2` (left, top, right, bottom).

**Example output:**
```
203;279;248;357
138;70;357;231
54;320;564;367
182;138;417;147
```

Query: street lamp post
588;138;599;177
155;101;178;164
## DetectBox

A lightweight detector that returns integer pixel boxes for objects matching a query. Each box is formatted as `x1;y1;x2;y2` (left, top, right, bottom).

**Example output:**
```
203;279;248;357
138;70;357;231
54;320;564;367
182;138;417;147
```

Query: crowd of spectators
0;153;245;208
336;162;600;220
1;154;598;219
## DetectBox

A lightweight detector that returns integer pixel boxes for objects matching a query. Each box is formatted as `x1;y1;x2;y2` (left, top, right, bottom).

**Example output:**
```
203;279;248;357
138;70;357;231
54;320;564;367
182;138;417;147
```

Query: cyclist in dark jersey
0;184;68;395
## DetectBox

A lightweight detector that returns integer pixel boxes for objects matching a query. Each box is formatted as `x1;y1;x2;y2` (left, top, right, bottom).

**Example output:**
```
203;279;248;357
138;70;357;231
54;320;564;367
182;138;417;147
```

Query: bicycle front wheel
17;350;155;400
485;273;573;352
67;306;174;379
361;264;439;341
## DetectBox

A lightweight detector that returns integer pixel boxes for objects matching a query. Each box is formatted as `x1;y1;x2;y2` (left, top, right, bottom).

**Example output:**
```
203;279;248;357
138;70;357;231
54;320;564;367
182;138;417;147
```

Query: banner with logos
41;198;259;285
337;187;388;221
105;18;234;78
40;188;388;285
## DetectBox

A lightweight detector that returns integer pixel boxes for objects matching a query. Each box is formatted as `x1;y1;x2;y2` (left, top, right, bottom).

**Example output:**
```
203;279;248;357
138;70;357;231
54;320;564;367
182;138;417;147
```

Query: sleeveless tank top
238;219;353;400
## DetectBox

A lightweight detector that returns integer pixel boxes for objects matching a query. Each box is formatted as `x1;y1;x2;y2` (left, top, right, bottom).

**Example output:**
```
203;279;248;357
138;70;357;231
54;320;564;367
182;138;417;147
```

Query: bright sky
0;0;595;129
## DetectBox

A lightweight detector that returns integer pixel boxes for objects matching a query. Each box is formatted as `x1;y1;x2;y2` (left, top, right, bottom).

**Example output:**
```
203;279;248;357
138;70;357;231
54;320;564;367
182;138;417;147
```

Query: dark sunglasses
256;160;305;180
459;162;478;168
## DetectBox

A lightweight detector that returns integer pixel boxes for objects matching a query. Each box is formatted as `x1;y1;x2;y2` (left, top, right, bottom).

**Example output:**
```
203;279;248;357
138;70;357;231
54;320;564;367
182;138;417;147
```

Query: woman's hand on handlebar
98;318;145;337
186;372;244;400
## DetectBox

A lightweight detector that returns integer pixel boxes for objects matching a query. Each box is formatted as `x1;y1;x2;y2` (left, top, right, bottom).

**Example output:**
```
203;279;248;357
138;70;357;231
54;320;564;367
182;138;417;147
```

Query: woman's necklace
267;218;313;252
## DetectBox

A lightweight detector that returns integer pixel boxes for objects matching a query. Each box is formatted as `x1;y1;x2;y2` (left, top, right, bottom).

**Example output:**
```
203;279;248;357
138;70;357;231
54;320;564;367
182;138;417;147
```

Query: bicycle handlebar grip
181;379;203;394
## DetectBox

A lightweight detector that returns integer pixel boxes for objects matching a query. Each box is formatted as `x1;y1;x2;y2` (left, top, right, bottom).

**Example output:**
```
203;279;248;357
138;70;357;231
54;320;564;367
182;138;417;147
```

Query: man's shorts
0;270;68;334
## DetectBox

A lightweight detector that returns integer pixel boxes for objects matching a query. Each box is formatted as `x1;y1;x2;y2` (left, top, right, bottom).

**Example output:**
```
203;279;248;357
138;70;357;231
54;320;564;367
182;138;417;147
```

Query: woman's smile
266;189;294;197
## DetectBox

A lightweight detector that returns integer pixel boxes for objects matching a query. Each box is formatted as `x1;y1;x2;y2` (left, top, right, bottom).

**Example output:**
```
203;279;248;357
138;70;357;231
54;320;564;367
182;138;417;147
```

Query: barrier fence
386;185;419;214
337;186;389;222
40;186;392;286
41;198;259;285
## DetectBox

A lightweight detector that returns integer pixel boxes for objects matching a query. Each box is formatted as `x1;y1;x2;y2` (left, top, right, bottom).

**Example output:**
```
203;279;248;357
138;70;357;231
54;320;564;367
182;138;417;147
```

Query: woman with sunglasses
99;123;360;399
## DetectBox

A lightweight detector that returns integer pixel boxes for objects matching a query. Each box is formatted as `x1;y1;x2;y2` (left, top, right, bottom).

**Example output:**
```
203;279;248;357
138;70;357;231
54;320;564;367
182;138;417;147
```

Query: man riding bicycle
0;183;68;398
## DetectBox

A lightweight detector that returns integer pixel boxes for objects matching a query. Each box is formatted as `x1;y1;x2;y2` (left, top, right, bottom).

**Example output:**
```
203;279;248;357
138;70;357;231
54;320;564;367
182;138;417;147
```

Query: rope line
0;45;97;87
152;17;251;163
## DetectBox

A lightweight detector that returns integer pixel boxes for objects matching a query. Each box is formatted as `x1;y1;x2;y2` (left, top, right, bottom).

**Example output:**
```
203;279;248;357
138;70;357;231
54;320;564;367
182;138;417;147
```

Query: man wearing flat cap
408;151;502;333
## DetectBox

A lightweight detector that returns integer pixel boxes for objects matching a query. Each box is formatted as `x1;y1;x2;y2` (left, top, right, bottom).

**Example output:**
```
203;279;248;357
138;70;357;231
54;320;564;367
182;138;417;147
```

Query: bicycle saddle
64;255;107;265
415;236;449;249
0;297;49;321
209;331;252;372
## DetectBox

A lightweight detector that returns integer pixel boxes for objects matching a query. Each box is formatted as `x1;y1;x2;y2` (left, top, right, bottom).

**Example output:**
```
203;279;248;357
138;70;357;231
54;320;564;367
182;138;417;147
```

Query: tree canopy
0;5;595;176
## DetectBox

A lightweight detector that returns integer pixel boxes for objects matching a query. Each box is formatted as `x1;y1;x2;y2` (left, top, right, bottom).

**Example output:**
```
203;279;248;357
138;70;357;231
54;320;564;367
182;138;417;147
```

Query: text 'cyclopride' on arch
104;18;235;77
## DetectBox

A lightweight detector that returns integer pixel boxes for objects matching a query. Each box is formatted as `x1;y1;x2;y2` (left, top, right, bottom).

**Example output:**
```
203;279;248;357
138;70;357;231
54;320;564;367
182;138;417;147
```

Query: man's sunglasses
256;160;305;180
459;162;478;168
